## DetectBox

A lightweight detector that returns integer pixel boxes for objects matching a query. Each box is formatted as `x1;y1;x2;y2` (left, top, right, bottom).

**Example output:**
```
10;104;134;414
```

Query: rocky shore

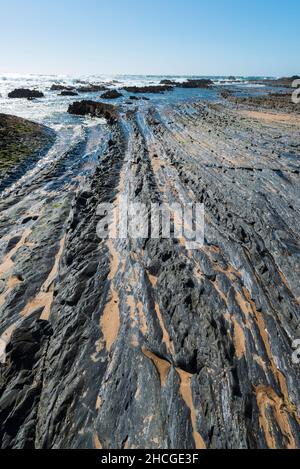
221;89;300;113
0;114;55;192
0;89;300;449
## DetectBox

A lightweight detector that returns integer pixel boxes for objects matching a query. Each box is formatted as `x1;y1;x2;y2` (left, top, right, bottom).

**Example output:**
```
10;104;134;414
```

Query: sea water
0;74;275;196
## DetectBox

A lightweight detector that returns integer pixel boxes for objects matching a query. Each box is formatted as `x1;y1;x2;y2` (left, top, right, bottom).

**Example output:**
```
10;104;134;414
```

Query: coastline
0;86;300;449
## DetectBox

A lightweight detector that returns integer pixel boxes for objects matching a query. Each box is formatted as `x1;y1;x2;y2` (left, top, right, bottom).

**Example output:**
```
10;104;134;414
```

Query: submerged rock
100;90;123;99
129;95;150;101
67;100;119;123
8;89;44;99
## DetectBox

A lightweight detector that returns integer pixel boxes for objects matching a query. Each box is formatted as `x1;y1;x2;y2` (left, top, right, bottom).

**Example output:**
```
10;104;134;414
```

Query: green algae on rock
0;114;55;188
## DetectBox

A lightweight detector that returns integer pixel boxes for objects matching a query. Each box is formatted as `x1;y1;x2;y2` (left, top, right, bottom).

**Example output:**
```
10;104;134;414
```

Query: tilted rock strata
221;89;300;113
0;96;300;448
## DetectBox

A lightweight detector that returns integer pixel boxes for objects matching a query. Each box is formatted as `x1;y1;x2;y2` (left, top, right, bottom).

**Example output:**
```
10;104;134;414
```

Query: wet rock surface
130;96;150;101
0;114;55;192
179;79;213;88
68;100;119;123
160;79;177;85
221;89;300;113
253;76;300;88
76;84;108;93
50;84;76;91
0;93;300;449
100;90;123;99
123;85;174;93
59;90;79;96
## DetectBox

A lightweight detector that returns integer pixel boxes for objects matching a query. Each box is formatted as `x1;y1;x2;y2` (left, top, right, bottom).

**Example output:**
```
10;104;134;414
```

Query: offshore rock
130;96;150;101
253;76;300;88
123;85;173;93
100;90;123;99
50;84;76;91
8;89;44;99
59;90;79;96
160;79;177;85
179;79;214;88
67;100;119;123
77;84;108;93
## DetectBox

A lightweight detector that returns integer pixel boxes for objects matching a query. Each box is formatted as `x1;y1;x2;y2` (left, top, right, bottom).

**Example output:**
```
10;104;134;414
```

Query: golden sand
176;368;206;450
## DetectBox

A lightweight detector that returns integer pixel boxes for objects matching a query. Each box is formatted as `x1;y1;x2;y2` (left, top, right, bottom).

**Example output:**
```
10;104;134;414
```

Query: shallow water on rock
0;73;276;198
0;76;300;448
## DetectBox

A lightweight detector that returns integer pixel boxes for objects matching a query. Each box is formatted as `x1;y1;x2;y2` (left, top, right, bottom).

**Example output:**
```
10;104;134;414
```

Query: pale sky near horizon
0;0;299;76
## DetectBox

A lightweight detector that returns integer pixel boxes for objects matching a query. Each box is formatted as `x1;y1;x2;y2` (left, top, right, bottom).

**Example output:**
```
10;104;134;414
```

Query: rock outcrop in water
123;81;213;93
179;79;214;88
160;79;177;85
158;79;214;88
68;100;119;123
0;92;300;449
60;90;79;96
8;89;44;99
123;85;174;93
50;84;76;91
100;90;123;99
77;84;108;93
129;96;150;101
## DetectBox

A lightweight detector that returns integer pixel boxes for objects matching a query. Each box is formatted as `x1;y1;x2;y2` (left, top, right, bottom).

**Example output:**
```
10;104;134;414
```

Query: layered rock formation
0;94;300;449
222;90;300;113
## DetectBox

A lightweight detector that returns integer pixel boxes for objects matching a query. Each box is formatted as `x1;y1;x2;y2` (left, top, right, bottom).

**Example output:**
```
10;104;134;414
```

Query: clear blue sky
1;0;299;76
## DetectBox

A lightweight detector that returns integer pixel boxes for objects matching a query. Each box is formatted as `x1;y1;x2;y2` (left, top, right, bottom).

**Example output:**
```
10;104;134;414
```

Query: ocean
0;73;272;126
0;74;276;197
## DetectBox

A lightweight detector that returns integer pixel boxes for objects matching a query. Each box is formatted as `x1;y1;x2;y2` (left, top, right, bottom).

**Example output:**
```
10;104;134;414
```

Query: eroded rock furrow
0;99;300;449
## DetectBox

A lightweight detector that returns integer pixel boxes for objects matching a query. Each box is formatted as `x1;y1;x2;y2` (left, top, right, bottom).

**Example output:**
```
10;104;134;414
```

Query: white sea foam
0;73;270;137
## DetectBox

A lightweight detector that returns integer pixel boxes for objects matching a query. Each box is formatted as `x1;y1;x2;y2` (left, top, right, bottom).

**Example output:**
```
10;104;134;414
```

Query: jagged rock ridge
0;96;300;449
